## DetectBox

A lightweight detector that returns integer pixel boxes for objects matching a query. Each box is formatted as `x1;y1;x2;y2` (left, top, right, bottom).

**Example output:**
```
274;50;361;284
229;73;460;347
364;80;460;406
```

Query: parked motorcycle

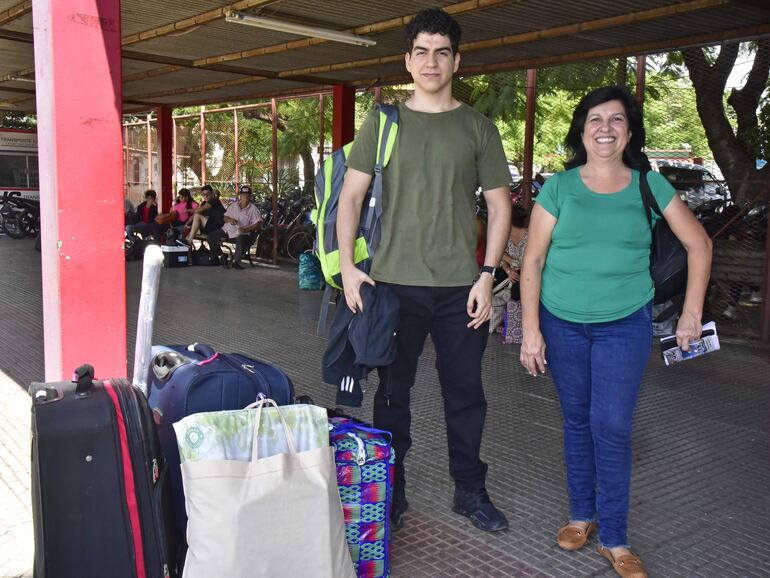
1;191;40;239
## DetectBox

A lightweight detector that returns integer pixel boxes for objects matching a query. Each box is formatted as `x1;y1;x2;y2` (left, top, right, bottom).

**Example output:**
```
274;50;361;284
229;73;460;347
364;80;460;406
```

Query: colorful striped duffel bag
330;417;395;578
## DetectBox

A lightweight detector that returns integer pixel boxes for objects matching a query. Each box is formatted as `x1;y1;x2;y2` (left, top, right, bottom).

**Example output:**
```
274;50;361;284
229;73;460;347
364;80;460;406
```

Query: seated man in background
125;189;158;238
185;184;226;243
208;185;263;269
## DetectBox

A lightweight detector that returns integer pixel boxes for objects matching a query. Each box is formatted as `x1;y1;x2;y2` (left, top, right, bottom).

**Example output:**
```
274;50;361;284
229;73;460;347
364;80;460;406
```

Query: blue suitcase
146;343;295;542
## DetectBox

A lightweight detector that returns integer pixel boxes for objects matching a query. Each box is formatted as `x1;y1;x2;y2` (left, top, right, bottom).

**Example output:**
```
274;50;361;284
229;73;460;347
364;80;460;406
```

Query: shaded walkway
0;236;768;577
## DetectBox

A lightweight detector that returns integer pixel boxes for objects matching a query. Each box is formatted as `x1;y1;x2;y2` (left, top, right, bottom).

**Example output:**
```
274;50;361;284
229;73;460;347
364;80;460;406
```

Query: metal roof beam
0;0;31;27
195;0;512;66
368;22;770;84
120;49;333;84
0;66;34;83
279;0;731;78
0;27;32;43
121;0;511;85
121;0;280;45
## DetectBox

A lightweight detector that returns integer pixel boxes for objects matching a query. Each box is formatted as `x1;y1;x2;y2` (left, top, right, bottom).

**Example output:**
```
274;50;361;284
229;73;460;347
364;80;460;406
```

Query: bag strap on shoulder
363;103;399;252
639;169;663;229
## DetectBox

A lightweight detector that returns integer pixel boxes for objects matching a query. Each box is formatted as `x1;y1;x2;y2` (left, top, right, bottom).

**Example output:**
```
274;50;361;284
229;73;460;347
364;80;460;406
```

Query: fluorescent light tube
225;11;376;47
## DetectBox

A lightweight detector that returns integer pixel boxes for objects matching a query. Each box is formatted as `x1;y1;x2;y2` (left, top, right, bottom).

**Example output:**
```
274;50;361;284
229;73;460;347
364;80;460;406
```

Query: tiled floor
1;235;769;577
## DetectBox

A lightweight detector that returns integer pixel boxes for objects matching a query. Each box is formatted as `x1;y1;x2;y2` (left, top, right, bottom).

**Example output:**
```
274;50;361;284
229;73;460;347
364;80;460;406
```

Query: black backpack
124;233;146;261
192;247;219;266
640;170;688;304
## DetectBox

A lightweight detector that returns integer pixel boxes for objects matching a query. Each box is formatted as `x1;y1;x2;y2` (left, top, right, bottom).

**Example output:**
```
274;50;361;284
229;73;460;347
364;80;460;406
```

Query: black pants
373;284;489;493
208;229;251;263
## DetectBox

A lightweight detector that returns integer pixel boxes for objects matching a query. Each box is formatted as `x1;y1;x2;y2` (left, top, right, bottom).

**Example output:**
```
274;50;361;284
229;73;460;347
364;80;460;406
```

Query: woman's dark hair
178;188;193;209
406;9;461;54
144;189;156;199
511;204;530;229
565;86;650;171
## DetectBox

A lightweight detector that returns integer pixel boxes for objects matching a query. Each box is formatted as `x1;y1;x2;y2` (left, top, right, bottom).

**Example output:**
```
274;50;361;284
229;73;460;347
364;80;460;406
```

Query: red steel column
146;114;152;189
233;109;240;192
33;0;126;380
157;106;173;207
332;84;355;149
199;106;206;186
522;68;537;209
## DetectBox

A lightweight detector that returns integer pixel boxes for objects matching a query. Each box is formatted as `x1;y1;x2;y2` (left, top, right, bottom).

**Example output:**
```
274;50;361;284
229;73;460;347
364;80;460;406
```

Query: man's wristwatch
479;265;497;279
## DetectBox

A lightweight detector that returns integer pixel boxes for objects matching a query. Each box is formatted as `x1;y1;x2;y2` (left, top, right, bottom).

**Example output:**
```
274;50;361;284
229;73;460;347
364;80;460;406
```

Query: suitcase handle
188;343;216;358
73;363;95;393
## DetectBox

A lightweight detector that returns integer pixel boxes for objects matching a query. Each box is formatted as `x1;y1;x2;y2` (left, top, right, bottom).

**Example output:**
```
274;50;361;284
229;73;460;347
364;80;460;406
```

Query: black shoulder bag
640;170;688;305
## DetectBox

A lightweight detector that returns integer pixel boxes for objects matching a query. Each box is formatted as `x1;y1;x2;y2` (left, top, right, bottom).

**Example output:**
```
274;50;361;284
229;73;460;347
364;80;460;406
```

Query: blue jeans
539;302;652;548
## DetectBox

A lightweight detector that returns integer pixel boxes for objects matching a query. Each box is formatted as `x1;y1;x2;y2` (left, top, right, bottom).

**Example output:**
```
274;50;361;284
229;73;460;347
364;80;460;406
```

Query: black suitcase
30;372;178;578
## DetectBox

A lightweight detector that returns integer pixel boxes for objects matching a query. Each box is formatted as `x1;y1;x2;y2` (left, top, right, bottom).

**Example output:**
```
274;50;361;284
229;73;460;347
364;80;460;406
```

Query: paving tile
0;235;769;577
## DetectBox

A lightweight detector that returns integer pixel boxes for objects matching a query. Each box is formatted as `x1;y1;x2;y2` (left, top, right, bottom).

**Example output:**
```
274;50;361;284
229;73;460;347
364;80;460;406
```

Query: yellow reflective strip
353;236;369;264
316;157;334;262
383;123;398;166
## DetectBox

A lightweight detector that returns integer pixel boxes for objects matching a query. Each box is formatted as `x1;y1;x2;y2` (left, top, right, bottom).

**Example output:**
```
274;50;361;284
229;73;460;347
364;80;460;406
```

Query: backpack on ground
311;103;399;333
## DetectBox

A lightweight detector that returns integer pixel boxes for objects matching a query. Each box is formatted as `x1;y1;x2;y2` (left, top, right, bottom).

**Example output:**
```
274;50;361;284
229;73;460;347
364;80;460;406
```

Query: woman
520;86;711;578
502;204;529;298
171;188;198;227
154;188;198;239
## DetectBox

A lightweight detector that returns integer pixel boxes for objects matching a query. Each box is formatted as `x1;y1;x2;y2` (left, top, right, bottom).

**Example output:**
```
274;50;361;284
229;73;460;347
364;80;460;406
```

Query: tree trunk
616;57;628;89
682;43;770;204
299;146;315;196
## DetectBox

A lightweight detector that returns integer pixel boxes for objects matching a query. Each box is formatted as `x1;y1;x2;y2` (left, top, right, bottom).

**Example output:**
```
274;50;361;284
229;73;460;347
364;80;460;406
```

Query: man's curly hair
405;9;461;54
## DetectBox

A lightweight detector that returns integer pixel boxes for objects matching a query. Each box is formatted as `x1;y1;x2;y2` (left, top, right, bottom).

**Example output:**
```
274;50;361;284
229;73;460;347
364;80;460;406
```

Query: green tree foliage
0;111;36;130
459;54;753;183
643;71;710;157
678;41;770;202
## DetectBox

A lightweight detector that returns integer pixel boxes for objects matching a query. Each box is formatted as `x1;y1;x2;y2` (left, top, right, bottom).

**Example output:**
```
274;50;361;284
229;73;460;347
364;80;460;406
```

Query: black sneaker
391;488;408;532
452;487;508;532
219;255;229;268
232;261;244;270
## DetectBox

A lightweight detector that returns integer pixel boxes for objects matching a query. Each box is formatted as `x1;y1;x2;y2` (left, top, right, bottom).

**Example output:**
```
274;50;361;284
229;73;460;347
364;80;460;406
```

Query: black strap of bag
639;169;662;226
639;169;688;306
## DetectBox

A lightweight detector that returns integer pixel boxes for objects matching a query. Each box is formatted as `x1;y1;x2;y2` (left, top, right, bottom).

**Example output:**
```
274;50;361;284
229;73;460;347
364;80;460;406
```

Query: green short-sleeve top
535;167;676;323
345;103;510;286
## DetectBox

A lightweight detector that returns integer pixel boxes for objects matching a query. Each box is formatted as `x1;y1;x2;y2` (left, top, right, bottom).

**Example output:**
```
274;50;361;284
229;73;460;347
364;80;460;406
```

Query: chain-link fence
123;118;157;208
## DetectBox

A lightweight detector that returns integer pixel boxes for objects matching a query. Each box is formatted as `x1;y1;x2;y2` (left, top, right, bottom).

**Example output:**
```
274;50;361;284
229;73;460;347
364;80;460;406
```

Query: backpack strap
640;169;663;230
362;103;399;256
316;284;335;336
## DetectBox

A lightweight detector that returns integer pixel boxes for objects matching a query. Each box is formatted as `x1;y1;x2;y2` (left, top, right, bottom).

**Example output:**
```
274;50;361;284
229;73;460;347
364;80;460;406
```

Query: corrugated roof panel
124;68;244;99
1;0;769;112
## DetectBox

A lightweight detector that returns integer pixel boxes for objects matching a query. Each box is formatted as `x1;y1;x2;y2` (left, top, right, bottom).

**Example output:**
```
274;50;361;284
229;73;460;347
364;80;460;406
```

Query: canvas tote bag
179;399;355;578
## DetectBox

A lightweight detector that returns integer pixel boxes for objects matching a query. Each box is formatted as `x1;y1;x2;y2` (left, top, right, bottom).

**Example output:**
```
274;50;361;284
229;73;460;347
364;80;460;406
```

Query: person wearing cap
185;184;226;243
207;185;263;269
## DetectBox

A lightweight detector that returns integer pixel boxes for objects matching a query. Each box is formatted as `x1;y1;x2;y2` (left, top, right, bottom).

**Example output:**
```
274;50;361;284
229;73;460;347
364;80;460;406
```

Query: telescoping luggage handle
133;245;164;396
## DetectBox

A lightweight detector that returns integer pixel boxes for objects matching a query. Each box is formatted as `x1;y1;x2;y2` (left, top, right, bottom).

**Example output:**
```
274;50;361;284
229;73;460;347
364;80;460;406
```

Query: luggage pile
28;244;394;578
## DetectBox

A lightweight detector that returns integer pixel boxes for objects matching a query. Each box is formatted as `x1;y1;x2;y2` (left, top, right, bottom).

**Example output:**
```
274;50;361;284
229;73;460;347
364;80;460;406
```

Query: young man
208;185;262;269
185;184;226;242
125;189;158;238
337;8;512;532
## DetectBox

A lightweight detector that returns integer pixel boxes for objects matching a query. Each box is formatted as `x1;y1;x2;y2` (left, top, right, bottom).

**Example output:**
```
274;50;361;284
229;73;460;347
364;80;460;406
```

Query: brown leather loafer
556;521;596;550
597;546;648;578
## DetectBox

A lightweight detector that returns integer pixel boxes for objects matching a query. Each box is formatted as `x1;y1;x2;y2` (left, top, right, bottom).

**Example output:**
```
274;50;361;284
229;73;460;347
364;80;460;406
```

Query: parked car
650;159;731;216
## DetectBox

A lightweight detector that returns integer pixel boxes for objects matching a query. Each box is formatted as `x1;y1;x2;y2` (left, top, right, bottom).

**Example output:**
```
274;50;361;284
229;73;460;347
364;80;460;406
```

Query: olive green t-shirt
535;167;676;323
346;102;510;286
